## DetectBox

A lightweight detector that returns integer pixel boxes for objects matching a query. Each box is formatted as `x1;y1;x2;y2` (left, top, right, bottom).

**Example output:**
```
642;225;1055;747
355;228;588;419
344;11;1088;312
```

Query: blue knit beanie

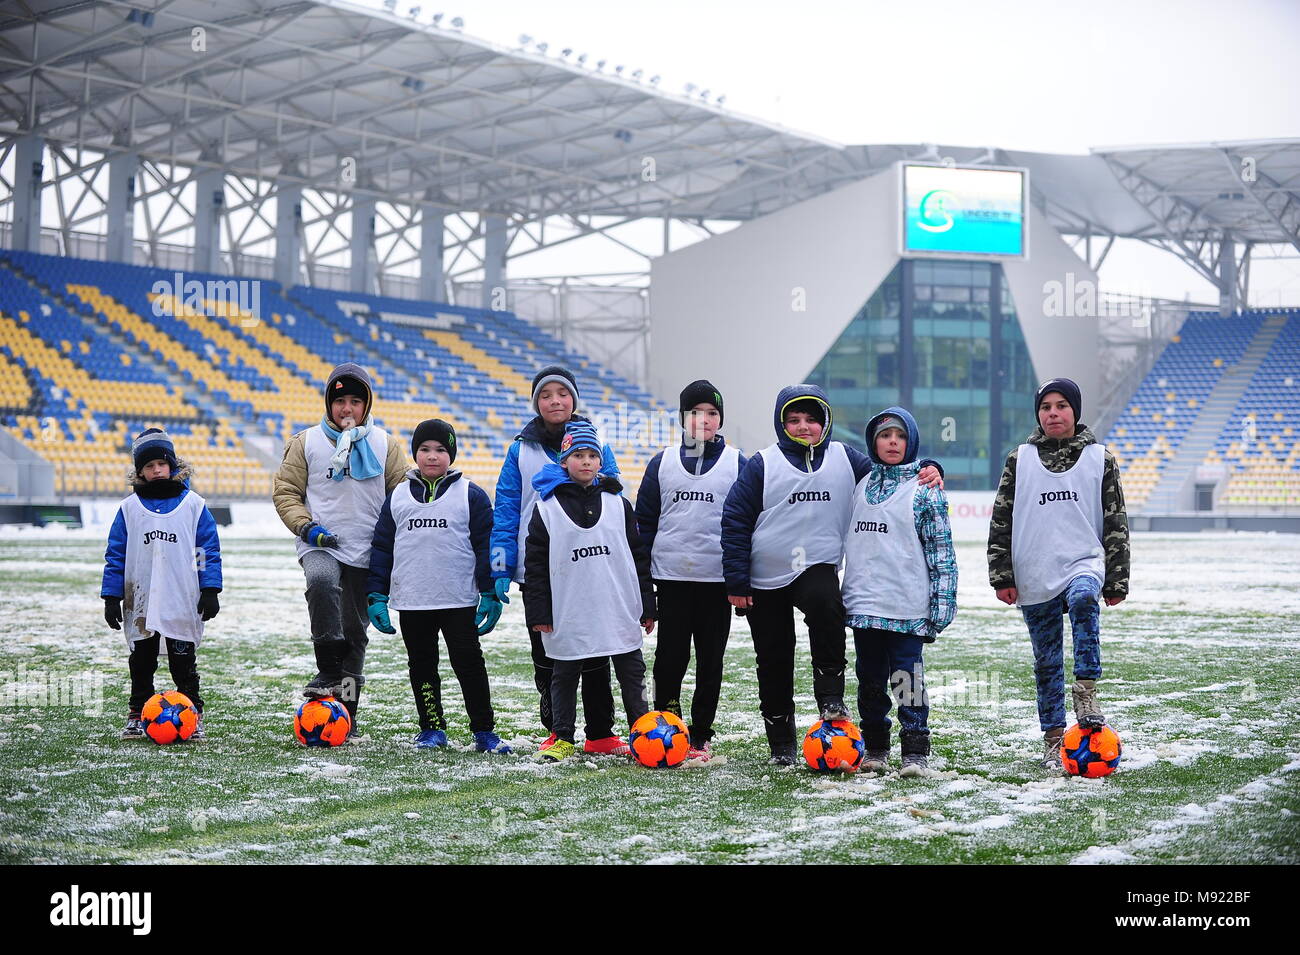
559;421;601;461
132;427;177;474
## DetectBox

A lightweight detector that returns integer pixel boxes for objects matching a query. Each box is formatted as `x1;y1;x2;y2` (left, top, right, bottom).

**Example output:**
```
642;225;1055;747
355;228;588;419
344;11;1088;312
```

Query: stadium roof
1;0;1297;285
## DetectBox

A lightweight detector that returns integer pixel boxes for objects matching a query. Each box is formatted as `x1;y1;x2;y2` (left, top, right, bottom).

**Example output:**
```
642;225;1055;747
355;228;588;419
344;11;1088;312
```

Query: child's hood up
865;406;921;467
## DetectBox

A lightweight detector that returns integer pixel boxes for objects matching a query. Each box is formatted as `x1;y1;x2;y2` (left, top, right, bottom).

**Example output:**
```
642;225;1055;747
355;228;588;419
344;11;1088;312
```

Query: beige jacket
273;427;408;537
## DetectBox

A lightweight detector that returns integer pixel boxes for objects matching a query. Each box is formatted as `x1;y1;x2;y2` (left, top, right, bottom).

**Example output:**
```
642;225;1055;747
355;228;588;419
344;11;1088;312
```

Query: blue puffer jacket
489;414;620;581
101;473;223;599
720;385;941;595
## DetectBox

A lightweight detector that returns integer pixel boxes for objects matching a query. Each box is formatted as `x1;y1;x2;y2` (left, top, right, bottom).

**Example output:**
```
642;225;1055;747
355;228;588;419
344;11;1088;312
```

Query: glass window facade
806;260;1036;489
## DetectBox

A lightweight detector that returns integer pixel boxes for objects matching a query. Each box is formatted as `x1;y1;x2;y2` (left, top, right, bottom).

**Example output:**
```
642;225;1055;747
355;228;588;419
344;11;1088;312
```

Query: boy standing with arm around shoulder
721;384;945;765
987;378;1130;773
842;408;957;777
366;419;511;753
635;380;745;761
102;428;222;739
524;422;656;762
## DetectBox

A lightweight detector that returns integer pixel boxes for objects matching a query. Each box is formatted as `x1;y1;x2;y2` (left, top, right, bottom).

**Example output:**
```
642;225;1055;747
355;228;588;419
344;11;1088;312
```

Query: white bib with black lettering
650;444;740;582
122;490;205;649
295;425;390;570
388;476;477;611
538;493;643;660
842;475;930;619
750;441;854;590
1011;443;1105;606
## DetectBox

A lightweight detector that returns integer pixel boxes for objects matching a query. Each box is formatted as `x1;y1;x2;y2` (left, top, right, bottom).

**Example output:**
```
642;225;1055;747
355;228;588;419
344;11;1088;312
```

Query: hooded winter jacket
720;384;942;596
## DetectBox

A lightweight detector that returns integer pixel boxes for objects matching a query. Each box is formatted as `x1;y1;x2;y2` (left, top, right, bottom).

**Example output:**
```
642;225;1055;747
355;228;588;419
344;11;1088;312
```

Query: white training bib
750;442;855;590
1011;443;1106;606
387;473;477;611
842;474;930;619
650;444;740;582
538;493;644;660
295;425;390;569
122;491;206;650
513;441;554;583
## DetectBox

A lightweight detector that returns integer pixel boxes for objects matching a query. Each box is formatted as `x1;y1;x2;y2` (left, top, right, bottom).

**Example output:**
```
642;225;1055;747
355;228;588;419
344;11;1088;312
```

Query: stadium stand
0;250;672;501
1106;309;1300;512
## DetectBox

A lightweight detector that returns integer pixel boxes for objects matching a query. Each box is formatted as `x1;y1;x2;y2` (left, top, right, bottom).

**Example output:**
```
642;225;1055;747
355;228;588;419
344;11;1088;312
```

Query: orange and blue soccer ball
803;719;865;772
141;690;199;745
294;697;351;748
628;710;690;767
1062;723;1122;777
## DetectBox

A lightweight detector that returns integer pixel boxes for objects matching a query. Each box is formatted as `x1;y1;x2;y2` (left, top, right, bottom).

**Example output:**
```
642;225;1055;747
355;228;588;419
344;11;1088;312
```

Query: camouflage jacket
986;424;1130;599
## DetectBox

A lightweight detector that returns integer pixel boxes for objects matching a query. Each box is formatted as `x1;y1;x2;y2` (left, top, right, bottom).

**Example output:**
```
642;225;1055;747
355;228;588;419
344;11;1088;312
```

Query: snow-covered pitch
0;531;1296;864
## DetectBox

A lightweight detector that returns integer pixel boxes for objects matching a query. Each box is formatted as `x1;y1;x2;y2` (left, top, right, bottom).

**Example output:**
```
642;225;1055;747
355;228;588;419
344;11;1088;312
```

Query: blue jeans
853;627;929;748
1020;575;1102;731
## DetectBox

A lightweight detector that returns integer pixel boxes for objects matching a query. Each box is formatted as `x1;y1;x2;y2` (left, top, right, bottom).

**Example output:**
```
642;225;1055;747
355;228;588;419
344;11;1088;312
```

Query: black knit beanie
411;418;456;463
679;379;724;427
1034;377;1082;426
530;365;580;413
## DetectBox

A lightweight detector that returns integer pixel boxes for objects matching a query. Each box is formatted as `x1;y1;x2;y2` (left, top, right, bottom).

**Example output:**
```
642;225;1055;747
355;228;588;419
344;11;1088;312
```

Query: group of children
101;360;1128;776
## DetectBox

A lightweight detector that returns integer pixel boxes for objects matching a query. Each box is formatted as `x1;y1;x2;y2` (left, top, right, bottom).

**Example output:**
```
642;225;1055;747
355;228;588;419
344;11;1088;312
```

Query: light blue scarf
320;415;384;482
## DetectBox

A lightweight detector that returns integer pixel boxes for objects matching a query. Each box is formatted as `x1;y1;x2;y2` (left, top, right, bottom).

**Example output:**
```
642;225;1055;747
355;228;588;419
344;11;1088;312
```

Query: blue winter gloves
493;577;512;604
301;523;338;548
367;592;396;634
104;596;122;630
476;591;503;635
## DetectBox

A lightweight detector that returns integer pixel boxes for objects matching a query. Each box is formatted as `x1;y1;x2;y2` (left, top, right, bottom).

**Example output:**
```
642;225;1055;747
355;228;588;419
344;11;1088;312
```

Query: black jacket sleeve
633;450;665;555
366;493;397;595
624;497;657;620
721;453;766;596
468;482;495;593
523;506;553;627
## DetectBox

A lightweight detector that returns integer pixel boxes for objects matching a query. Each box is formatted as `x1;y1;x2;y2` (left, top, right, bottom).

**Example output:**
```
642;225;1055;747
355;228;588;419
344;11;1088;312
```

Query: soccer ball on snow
1061;723;1121;777
294;697;351;747
141;690;199;745
628;710;690;767
803;719;865;772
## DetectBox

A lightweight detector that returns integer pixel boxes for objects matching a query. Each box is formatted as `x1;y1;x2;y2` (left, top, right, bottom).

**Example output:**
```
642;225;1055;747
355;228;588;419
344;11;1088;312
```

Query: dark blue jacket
522;464;655;627
367;469;494;596
101;475;223;598
489;414;620;581
634;434;748;554
720;385;941;595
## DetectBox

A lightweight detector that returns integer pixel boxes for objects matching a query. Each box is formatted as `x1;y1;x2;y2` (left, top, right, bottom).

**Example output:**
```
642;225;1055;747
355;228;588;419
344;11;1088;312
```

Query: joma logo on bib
571;545;611;562
670;489;714;504
142;530;178;545
1038;490;1080;505
788;491;831;504
407;517;449;530
854;520;888;534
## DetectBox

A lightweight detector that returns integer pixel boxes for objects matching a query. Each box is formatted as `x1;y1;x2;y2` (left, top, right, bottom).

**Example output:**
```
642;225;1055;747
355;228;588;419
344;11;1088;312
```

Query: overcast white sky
355;0;1300;304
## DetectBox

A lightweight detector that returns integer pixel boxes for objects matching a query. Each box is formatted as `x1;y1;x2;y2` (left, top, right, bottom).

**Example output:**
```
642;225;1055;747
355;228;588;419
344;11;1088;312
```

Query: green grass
0;533;1297;864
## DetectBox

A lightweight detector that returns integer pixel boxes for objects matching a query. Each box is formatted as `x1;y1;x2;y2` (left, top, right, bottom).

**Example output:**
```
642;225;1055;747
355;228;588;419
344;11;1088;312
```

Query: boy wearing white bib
722;384;945;765
489;365;625;756
987;378;1130;773
366;419;510;754
843;409;956;777
102;429;222;740
273;363;409;737
635;380;745;760
524;423;656;763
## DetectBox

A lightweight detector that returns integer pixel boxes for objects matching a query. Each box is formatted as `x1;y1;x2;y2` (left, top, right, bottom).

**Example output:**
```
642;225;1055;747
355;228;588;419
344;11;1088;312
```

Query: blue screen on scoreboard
901;164;1027;258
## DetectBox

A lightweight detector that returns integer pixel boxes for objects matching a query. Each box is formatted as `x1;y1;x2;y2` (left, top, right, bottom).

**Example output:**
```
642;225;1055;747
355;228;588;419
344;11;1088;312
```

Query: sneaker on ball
583;735;631;756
